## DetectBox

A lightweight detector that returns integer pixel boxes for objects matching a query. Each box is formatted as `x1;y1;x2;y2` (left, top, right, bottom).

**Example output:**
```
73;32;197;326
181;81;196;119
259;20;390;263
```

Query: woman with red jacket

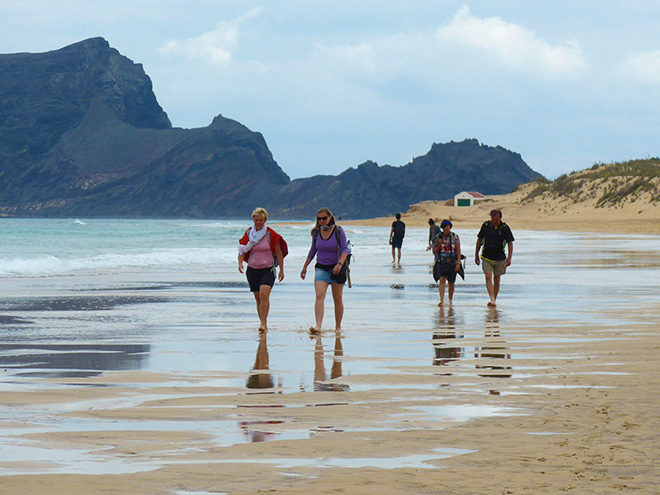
238;207;285;332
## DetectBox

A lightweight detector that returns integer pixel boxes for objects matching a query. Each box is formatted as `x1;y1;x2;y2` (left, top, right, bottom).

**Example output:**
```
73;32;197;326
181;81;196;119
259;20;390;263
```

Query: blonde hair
251;207;269;221
311;207;335;234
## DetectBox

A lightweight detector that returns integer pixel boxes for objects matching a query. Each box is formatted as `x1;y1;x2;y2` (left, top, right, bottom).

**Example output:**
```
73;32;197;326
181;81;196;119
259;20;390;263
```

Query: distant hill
0;38;542;219
271;139;542;218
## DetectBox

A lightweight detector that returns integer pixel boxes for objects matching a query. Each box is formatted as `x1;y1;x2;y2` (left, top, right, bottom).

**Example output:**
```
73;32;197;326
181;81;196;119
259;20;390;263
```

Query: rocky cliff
269;139;542;218
0;38;289;216
0;38;541;219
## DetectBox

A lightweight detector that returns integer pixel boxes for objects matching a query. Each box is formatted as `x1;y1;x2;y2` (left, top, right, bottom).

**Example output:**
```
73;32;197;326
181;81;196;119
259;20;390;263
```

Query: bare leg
313;281;330;332
448;281;455;303
252;292;262;327
397;248;402;263
493;275;501;304
391;246;396;263
485;271;496;306
331;282;345;330
258;285;272;331
438;277;446;305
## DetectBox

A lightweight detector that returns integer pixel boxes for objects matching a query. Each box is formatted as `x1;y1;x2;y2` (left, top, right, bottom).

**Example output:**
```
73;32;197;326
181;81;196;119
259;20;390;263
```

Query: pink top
247;236;274;269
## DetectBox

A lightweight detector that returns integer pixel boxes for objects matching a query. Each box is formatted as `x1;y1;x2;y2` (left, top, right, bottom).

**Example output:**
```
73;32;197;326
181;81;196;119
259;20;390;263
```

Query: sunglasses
317;216;329;221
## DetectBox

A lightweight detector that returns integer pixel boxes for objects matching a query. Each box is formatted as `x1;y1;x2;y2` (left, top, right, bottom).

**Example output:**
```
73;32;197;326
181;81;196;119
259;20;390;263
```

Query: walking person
474;209;514;307
238;207;286;332
300;208;350;333
389;212;406;264
426;218;441;254
432;219;462;306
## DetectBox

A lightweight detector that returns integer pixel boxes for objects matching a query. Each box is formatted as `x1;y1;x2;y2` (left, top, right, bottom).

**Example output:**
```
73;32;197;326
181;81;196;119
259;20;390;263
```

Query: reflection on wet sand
242;333;283;442
432;305;463;367
0;343;150;378
313;332;349;392
474;308;512;379
246;332;276;390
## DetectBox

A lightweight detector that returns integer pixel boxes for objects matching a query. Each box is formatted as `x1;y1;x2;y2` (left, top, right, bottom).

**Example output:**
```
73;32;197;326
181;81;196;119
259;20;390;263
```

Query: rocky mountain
0;38;289;217
0;38;542;219
272;139;542;218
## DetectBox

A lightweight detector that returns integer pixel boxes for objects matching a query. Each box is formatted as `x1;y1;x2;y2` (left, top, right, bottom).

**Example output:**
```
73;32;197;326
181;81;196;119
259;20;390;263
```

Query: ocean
2;217;658;375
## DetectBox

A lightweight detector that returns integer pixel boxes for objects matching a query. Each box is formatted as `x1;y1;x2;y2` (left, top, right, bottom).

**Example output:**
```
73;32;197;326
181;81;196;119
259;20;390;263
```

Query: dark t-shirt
477;221;514;261
392;220;406;239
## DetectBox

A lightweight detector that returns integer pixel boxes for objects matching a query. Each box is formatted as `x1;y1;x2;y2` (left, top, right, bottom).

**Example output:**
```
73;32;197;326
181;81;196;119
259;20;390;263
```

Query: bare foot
438;301;444;306
309;326;320;334
258;325;267;333
487;301;497;307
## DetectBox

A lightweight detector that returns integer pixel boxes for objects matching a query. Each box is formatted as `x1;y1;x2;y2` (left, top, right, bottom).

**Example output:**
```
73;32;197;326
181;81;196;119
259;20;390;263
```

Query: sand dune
348;180;660;235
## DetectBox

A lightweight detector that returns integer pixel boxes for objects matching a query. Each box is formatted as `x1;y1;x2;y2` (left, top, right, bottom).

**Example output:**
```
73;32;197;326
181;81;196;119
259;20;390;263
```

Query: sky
2;1;660;180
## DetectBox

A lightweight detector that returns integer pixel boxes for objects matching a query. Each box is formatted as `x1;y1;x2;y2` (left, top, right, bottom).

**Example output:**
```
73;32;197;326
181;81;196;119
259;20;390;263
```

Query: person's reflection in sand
246;332;274;389
474;307;512;379
433;305;463;367
313;330;349;392
241;333;282;442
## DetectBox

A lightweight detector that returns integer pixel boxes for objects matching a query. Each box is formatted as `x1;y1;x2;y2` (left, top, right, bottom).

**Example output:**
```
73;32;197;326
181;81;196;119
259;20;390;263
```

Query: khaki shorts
481;258;507;276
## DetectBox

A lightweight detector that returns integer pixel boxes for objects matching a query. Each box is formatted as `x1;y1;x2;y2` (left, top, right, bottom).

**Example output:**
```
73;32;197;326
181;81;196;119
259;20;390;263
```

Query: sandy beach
346;181;660;235
1;217;659;495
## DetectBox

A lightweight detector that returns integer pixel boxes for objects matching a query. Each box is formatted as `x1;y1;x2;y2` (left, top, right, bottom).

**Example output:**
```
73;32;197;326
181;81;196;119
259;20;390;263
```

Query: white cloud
436;6;586;78
159;7;263;67
312;6;585;89
623;50;660;84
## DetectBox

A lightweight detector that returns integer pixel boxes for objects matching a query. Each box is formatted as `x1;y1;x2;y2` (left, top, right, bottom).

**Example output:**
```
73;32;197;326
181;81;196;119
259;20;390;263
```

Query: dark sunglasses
317;216;329;221
441;222;451;228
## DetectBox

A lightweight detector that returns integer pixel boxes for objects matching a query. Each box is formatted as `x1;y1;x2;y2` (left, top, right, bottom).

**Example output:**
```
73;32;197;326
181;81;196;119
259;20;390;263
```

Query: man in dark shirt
474;209;514;307
389;212;406;264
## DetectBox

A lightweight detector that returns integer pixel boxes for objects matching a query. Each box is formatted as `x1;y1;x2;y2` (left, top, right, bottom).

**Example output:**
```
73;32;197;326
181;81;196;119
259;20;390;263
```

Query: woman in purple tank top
300;207;350;334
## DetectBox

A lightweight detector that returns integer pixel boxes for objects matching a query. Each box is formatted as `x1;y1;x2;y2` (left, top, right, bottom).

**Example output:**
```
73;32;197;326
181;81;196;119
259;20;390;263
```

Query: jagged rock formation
270;140;542;218
0;38;289;217
0;38;542;219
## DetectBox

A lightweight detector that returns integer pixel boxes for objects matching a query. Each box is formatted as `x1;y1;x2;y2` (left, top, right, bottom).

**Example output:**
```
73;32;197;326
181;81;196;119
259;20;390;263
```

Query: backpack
266;229;288;268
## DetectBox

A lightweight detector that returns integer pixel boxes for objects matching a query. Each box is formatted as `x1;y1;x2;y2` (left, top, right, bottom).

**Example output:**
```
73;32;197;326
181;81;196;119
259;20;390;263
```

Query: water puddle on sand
399;404;524;422
168;448;477;470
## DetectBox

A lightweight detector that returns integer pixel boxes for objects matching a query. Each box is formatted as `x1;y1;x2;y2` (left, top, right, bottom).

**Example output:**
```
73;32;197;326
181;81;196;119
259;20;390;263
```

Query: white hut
454;191;486;207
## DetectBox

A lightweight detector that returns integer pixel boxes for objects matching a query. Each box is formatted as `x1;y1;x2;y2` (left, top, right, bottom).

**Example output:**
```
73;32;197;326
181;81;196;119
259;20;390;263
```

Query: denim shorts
315;267;341;284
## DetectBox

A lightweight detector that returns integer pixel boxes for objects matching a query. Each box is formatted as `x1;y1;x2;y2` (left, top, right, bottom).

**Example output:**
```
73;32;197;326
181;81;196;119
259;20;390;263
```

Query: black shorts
246;266;276;292
438;262;457;283
391;236;403;249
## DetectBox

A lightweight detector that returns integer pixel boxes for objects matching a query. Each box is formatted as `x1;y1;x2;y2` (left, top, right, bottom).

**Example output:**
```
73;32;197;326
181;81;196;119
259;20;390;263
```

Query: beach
347;183;660;235
0;218;659;494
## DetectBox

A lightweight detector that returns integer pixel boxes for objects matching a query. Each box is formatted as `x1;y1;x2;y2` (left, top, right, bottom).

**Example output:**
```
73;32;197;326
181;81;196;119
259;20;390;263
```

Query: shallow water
1;219;660;474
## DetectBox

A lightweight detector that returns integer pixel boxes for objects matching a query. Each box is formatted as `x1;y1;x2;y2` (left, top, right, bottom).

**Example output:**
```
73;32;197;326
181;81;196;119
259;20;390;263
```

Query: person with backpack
426;218;441;256
432;219;462;306
300;207;350;334
238;207;286;332
474;209;515;307
389;212;406;264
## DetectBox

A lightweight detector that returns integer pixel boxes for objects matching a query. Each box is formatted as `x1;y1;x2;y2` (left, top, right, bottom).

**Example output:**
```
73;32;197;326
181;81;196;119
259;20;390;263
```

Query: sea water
1;218;660;376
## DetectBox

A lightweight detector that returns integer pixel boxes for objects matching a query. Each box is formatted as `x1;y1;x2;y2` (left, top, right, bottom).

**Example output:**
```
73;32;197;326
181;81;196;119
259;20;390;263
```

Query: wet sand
1;229;660;494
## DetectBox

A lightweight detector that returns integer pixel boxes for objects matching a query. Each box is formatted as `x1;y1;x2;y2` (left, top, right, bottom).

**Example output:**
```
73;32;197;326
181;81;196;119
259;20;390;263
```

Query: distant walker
474;209;514;307
389;213;406;264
